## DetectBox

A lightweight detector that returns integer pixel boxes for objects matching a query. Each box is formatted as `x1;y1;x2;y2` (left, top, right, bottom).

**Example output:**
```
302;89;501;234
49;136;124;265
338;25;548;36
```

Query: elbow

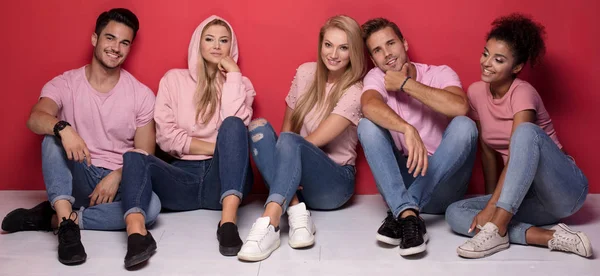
361;102;376;120
450;100;470;118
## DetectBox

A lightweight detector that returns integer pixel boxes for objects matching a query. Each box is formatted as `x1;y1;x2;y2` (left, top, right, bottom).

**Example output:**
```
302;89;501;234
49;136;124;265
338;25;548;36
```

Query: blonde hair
195;19;232;123
290;15;366;133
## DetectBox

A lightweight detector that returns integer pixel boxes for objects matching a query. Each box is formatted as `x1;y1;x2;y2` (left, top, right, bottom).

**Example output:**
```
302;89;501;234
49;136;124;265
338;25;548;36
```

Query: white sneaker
237;217;280;262
287;202;316;248
457;222;509;258
548;223;593;258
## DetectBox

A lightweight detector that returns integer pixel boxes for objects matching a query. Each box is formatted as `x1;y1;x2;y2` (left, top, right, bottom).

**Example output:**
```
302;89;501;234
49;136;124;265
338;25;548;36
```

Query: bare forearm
27;111;60;135
189;138;216;156
362;99;411;134
402;80;468;117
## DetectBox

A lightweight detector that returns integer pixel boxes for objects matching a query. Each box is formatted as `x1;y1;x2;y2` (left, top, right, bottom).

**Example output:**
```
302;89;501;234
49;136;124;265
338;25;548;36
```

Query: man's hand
60;126;91;166
384;63;409;92
404;126;428;177
89;169;122;206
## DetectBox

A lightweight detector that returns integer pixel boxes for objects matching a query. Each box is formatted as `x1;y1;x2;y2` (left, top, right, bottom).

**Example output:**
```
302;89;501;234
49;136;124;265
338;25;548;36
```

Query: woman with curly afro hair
445;13;592;259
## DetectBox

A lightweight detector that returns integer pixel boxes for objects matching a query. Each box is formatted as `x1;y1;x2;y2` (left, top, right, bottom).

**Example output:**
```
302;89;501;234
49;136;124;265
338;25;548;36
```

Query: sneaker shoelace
381;211;400;232
400;217;421;244
246;222;270;242
56;211;80;244
549;231;581;252
289;211;310;229
466;225;496;248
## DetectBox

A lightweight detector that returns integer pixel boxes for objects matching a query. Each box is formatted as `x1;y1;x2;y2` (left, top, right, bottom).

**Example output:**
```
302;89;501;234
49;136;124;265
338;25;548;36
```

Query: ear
370;55;376;66
403;39;409;52
512;63;524;75
91;33;98;47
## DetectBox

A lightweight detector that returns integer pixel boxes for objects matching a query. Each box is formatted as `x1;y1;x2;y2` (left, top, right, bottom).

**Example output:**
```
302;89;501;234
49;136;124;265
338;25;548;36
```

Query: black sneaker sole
59;253;87;265
219;244;242;256
125;243;157;268
2;209;48;232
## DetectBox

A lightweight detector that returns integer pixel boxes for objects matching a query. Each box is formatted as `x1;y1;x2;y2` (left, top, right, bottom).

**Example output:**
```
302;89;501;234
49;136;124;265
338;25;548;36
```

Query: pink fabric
285;62;362;166
40;67;155;170
468;79;562;163
362;62;462;155
154;15;255;160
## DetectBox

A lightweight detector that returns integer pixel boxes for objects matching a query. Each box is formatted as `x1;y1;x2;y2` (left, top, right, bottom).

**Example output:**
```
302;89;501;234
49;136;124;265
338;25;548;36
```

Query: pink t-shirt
468;79;562;163
285;62;362;166
363;62;463;155
40;66;156;170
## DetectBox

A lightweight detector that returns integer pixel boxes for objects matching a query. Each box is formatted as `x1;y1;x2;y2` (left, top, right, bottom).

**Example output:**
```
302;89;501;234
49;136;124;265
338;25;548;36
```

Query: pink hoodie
155;15;255;160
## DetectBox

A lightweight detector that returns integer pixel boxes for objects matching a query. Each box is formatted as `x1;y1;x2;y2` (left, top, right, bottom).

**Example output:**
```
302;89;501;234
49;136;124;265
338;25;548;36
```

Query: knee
221;116;246;132
510;122;542;145
357;118;385;143
249;118;270;132
123;151;148;164
444;200;470;235
145;193;162;226
447;116;478;143
41;135;63;154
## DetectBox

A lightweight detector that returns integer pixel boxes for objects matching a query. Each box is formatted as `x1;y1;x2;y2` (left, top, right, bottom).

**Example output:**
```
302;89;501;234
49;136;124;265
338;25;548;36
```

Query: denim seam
505;128;541;214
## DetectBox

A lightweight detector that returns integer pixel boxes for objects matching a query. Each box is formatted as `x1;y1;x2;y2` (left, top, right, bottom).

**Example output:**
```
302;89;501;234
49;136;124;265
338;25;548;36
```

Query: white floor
0;191;598;276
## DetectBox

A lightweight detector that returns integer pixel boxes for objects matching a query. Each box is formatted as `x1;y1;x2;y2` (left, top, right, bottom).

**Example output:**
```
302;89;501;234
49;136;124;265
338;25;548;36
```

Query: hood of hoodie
187;15;239;82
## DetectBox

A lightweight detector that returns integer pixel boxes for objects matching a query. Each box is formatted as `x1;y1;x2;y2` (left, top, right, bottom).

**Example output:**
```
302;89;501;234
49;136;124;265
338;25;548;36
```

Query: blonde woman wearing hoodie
120;15;255;267
238;15;365;262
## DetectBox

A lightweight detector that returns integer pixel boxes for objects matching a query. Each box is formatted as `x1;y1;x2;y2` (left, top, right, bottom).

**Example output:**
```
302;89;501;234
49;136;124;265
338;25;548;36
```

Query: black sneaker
217;221;243;256
124;231;157;268
376;210;401;245
57;216;87;265
398;215;428;256
2;201;54;232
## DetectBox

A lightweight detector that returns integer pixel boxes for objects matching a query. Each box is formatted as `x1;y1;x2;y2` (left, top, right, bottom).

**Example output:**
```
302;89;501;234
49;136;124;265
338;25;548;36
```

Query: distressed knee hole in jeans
249;118;267;131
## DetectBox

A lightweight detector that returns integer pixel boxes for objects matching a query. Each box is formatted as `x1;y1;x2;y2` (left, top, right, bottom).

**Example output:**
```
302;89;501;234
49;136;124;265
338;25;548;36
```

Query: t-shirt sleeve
437;65;463;89
362;69;388;101
136;86;156;128
285;62;316;110
510;83;539;115
285;69;301;110
40;74;68;110
332;84;363;125
467;84;480;121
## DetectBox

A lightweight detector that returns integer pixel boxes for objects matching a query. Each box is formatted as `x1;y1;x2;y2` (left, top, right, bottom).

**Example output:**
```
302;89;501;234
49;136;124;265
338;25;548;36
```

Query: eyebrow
204;34;230;39
105;33;131;44
483;47;507;59
324;39;348;46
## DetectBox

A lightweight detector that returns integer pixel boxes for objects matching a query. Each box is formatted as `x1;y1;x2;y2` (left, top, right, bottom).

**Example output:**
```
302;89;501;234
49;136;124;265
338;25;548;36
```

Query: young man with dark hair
1;8;160;266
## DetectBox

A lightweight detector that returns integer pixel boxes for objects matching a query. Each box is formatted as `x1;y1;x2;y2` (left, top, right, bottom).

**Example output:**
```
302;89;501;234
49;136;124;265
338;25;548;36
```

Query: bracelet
400;76;411;92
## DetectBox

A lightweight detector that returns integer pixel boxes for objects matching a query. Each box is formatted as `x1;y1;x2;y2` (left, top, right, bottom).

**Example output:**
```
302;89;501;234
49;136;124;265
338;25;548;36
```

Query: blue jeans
357;116;477;217
249;120;355;213
445;123;589;245
42;136;160;230
121;117;253;218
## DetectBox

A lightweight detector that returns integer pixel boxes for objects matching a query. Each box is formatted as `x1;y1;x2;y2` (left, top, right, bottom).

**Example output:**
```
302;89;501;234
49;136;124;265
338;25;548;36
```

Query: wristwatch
53;120;71;139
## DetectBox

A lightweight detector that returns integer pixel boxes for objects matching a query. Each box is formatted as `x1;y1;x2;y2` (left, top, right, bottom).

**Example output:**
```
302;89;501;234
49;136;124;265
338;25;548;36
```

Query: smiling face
91;20;134;69
480;38;523;83
200;24;232;67
366;26;409;72
320;27;351;76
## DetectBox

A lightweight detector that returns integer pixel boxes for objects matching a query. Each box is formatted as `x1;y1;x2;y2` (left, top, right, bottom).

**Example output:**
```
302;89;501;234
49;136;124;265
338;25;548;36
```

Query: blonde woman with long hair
119;15;255;267
237;15;366;262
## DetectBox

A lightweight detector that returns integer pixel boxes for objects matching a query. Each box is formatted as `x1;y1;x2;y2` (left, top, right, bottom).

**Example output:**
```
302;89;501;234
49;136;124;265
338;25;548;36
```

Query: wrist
53;120;71;139
400;76;412;92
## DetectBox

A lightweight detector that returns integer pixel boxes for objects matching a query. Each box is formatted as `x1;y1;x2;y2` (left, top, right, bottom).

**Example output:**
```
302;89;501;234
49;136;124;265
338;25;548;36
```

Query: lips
482;68;494;75
327;58;340;66
386;57;397;67
105;51;121;59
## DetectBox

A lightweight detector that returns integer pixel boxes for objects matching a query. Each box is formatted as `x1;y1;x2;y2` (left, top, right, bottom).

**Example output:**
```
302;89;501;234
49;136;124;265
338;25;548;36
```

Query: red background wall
1;0;598;194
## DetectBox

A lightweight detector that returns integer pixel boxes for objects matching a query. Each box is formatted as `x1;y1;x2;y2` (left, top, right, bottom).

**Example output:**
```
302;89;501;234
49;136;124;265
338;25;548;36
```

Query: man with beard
357;18;478;256
1;8;160;266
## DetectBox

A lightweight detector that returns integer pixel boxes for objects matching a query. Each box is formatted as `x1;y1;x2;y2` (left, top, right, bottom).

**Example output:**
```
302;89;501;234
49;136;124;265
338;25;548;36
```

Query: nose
213;40;220;49
482;56;492;67
331;48;338;59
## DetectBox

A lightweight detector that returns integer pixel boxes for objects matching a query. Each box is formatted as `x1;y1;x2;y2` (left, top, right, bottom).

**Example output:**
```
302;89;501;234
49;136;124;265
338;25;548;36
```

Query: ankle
399;209;418;219
125;213;147;236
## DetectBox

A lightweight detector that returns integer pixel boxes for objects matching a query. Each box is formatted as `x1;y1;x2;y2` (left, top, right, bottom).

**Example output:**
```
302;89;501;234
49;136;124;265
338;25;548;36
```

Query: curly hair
487;13;546;67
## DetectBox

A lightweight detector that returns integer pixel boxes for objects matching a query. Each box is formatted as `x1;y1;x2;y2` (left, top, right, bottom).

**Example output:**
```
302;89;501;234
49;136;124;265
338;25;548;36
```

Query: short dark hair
487;13;546;67
95;8;140;41
361;18;404;46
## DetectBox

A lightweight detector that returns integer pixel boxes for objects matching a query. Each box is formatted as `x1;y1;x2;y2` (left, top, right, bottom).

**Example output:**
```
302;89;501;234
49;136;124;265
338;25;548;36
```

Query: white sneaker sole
457;240;509;259
289;227;316;249
399;233;429;256
237;239;281;262
556;223;593;257
376;233;400;246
